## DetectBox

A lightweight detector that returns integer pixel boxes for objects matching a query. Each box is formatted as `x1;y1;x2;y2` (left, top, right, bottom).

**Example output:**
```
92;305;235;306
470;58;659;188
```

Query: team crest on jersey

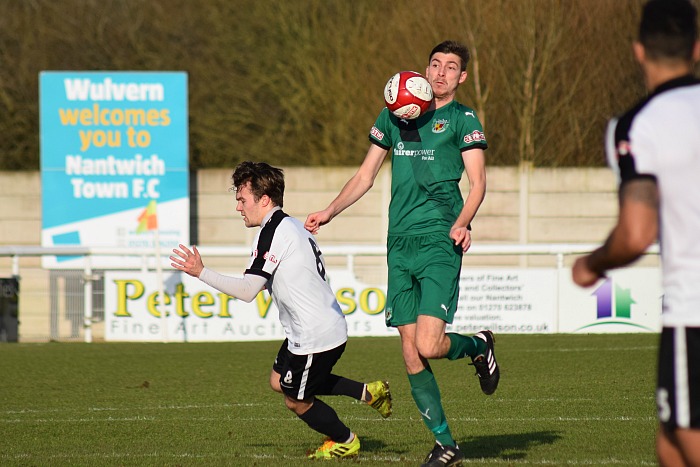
370;126;384;141
463;130;485;143
432;119;449;133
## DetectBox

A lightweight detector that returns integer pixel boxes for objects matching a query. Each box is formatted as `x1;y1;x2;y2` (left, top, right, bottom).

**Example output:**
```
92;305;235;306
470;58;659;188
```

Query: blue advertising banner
40;72;189;268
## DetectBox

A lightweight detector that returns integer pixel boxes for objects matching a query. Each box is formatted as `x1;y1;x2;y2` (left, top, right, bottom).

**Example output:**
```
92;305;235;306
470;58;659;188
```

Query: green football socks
408;367;454;447
446;332;487;360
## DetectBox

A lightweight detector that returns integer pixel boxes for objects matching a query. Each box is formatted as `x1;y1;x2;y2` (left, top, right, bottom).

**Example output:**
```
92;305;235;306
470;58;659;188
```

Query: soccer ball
383;71;433;119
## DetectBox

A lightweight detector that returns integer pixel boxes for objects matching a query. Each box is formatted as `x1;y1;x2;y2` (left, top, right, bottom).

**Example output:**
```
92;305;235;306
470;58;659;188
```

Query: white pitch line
1;402;268;415
518;346;656;353
0;395;654;417
449;415;656;422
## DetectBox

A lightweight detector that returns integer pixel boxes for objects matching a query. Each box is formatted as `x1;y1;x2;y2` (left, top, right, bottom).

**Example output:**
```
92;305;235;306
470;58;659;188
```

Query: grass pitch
0;334;657;466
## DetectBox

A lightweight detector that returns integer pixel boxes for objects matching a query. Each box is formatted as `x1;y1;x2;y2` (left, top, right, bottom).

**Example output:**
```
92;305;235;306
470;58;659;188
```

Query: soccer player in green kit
305;40;499;466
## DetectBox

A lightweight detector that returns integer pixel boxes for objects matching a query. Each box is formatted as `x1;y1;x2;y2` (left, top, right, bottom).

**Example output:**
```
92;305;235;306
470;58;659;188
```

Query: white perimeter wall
0;165;661;341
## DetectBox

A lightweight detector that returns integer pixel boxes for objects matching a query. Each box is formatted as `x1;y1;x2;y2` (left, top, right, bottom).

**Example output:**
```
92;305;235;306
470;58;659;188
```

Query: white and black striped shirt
607;75;700;327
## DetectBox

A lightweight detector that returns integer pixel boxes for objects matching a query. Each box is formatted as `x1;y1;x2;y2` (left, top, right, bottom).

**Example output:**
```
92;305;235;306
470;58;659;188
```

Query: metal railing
0;243;660;343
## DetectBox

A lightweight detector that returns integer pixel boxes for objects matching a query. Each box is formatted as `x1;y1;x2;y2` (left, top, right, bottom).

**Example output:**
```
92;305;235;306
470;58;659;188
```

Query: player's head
429;41;470;72
638;0;698;62
232;161;284;208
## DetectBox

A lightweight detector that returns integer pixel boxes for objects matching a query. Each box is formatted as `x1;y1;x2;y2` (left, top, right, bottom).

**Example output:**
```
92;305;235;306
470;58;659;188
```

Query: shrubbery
0;0;649;170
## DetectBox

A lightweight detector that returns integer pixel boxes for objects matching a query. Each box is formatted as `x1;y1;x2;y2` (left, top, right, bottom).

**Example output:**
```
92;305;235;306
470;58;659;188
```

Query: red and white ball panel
383;71;433;120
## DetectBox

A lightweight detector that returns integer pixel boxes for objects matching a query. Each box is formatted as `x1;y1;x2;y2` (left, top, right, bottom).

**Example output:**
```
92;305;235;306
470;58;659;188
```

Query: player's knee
269;378;282;394
284;395;312;416
415;338;441;359
284;396;298;412
269;373;283;393
675;429;700;466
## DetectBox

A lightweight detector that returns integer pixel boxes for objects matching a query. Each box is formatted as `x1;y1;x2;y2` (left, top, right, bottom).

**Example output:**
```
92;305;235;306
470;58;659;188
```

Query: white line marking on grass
1;402;267;415
519;346;656;353
439;395;655;404
2;415;158;423
447;415;656;423
457;459;656;465
88;402;266;411
2;408;65;414
0;416;305;425
440;397;594;403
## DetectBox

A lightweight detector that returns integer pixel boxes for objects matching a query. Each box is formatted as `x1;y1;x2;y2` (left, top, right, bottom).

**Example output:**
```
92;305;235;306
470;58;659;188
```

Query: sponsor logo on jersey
617;140;631;157
432;119;449;133
393;141;436;158
463;130;485;144
370;126;384;141
263;251;278;264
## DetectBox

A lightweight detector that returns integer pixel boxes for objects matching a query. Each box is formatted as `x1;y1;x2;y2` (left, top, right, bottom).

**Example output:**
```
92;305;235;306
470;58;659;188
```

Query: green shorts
385;232;462;327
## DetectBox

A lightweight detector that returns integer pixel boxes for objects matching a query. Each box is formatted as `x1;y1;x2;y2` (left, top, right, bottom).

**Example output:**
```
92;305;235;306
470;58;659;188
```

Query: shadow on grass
356;437;391;453
459;430;562;460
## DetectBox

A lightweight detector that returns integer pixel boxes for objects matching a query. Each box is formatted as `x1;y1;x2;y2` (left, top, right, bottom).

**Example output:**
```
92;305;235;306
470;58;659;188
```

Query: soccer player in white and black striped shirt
573;1;700;465
171;162;392;460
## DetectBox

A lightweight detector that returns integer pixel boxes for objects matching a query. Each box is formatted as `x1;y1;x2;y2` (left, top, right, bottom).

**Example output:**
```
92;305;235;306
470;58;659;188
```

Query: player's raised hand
170;244;204;278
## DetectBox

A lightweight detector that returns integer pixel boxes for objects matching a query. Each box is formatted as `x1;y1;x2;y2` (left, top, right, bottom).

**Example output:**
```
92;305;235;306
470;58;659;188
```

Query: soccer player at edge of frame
572;1;700;466
305;40;498;467
169;161;393;460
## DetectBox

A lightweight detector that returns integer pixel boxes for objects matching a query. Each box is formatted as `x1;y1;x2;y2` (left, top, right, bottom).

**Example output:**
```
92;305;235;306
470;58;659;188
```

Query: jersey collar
261;206;282;227
651;74;700;97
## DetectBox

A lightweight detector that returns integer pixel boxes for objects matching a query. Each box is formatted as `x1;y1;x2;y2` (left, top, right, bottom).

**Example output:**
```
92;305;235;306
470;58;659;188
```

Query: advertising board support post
154;223;167;343
0;277;20;343
84;256;92;343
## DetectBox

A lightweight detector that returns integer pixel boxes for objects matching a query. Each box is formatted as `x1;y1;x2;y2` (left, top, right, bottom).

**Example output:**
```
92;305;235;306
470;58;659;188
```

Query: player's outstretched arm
170;244;204;278
305;144;388;234
199;271;267;303
170;243;267;302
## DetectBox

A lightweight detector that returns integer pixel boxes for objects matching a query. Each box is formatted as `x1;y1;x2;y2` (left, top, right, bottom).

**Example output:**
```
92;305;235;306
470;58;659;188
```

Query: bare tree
0;0;667;170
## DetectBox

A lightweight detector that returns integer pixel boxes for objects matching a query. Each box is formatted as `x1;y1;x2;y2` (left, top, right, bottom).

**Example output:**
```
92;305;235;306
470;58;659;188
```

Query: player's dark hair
639;0;698;61
232;161;285;207
429;40;470;71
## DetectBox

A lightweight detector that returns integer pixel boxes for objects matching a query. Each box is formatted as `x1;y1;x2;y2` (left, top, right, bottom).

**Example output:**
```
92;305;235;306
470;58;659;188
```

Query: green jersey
369;100;487;236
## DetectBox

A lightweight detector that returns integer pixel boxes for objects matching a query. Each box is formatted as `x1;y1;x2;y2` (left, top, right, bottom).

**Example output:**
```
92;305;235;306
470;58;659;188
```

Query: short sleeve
457;108;487;152
368;108;393;150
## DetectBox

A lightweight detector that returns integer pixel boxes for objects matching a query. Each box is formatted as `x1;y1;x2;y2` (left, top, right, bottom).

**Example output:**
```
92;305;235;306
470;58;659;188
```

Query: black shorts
657;326;700;430
272;339;346;401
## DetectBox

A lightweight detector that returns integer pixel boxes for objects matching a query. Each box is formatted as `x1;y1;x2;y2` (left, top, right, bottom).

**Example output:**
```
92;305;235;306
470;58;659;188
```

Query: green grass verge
0;334;658;466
